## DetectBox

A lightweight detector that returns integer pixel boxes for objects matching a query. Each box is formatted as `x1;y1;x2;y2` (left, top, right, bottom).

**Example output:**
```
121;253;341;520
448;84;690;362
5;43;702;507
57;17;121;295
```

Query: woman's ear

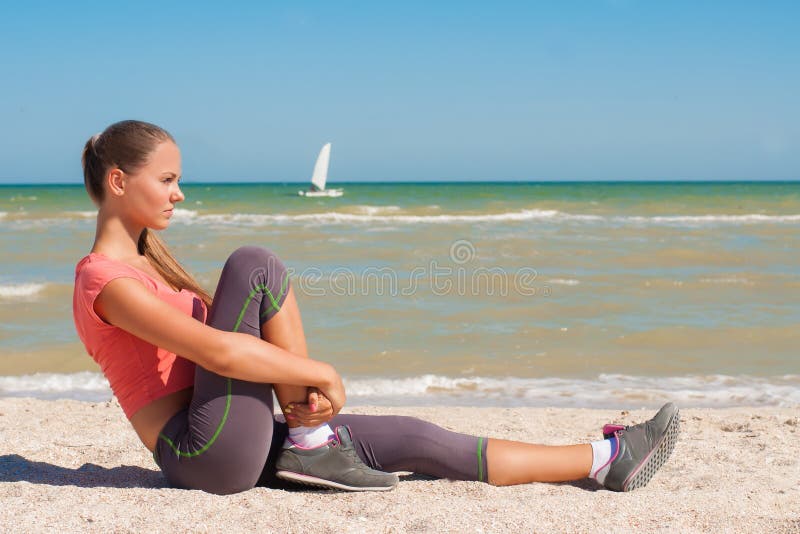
107;168;126;197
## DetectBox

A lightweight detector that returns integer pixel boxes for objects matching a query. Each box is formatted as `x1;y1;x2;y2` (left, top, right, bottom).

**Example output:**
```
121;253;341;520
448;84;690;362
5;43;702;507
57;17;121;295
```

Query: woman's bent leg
155;246;291;494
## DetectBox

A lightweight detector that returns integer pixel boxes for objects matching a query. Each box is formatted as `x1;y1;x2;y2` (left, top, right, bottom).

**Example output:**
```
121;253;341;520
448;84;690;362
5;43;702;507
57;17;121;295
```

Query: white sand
0;398;798;533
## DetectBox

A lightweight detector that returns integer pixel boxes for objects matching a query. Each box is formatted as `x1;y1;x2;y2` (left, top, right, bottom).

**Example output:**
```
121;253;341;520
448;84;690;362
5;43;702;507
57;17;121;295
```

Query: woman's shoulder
74;252;152;292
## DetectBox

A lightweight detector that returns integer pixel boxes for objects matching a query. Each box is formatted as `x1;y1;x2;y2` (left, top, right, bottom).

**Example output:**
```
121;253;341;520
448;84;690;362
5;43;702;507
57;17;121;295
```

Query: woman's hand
317;366;346;416
285;387;335;426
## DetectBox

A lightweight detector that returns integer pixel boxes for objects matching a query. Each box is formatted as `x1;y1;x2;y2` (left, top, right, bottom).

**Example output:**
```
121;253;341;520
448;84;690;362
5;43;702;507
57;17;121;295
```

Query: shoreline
2;371;800;411
0;398;797;532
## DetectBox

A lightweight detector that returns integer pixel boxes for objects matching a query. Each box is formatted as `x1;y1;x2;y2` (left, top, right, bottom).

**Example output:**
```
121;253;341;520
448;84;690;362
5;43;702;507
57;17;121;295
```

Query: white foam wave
617;214;800;225
0;372;111;402
169;209;800;228
0;216;95;230
64;210;97;218
343;373;800;409
180;209;572;226
0;283;47;298
4;209;799;229
699;277;753;285
352;205;403;216
547;278;580;286
0;372;797;407
173;208;199;219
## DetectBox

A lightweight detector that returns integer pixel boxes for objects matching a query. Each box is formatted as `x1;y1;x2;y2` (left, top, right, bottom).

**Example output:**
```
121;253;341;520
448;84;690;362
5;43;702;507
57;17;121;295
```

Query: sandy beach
0;398;797;533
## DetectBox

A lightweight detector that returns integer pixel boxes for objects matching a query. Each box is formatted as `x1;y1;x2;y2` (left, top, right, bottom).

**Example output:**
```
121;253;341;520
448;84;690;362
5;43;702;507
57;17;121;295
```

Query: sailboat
298;143;343;197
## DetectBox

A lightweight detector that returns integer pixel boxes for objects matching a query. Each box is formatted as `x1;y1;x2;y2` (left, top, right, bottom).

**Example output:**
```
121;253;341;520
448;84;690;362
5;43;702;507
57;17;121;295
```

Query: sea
1;181;798;409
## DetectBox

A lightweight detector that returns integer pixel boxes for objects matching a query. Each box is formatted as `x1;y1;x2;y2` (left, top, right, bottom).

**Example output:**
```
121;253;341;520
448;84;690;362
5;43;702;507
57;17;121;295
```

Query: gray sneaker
275;425;399;491
601;402;680;492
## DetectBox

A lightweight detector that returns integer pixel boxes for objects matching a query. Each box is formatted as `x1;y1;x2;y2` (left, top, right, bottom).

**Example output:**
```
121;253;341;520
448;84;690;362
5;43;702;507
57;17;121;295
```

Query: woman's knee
226;245;285;271
224;246;288;286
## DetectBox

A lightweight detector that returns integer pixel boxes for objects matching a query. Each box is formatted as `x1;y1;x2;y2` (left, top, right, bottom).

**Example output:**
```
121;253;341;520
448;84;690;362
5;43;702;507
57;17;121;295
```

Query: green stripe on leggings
229;271;289;330
259;271;290;320
477;436;484;482
158;377;232;458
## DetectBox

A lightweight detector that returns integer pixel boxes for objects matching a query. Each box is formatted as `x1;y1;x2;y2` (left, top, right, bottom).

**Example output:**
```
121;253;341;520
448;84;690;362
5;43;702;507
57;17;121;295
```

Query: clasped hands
283;387;336;427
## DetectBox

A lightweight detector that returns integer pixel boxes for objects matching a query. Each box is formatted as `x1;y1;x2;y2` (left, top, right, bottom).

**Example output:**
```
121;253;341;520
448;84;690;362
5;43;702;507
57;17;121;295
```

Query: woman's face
118;141;184;230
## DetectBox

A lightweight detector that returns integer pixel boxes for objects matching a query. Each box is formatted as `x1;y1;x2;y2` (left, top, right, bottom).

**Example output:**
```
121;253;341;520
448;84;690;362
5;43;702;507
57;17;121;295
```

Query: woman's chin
149;220;171;231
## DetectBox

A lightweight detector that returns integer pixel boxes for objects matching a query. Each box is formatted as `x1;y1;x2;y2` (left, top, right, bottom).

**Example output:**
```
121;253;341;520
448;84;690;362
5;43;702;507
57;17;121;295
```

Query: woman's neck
91;208;144;261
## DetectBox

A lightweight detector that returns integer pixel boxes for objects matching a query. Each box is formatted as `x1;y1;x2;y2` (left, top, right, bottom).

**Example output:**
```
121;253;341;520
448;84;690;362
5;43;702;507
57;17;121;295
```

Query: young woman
72;120;680;495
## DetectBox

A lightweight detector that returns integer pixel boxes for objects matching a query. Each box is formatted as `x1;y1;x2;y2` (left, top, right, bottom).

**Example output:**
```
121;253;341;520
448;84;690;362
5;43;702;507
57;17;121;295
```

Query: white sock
284;424;335;449
589;437;618;485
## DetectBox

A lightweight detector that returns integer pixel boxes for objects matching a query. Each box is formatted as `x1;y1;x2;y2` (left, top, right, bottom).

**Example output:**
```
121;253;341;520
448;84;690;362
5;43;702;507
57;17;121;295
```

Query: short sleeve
73;258;153;328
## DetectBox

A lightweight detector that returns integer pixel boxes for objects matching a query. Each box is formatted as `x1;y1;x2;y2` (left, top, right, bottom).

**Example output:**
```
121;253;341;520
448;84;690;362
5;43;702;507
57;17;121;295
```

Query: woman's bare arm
94;277;345;410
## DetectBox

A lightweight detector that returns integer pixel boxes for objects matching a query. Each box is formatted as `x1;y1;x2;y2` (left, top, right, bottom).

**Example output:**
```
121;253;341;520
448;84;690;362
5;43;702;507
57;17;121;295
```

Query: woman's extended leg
327;414;591;485
328;403;680;491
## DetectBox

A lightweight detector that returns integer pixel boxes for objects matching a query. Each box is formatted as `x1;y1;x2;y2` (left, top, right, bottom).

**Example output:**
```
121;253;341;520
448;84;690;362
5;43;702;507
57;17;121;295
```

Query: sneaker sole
275;470;398;492
622;407;681;492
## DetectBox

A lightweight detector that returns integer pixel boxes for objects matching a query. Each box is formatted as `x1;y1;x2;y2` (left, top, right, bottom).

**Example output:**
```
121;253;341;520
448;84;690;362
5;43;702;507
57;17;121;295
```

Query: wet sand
0;398;798;533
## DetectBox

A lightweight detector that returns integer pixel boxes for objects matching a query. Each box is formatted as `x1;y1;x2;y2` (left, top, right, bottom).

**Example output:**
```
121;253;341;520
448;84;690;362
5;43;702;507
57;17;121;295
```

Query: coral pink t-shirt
72;252;206;419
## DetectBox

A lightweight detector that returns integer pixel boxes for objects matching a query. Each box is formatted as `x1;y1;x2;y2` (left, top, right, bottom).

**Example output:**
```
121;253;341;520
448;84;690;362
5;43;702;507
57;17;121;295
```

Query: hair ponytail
83;120;213;308
138;229;213;308
82;134;105;206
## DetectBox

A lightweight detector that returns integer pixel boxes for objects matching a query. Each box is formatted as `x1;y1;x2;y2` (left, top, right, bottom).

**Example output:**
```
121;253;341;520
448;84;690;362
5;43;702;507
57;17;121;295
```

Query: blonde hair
82;120;213;308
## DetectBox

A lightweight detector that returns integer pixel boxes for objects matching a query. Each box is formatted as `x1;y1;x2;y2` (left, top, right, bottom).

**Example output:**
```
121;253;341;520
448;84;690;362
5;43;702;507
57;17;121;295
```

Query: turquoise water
0;181;798;407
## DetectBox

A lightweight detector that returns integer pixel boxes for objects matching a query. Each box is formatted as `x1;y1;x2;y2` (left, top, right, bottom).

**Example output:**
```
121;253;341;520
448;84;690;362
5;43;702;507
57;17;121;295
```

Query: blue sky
0;1;797;183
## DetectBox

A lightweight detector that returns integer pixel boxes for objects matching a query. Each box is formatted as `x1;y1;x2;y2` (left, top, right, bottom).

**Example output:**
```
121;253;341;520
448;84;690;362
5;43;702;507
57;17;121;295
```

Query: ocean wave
616;214;800;225
699;277;753;285
64;210;97;218
352;205;403;216
0;371;111;402
0;283;47;298
61;208;199;220
4;371;790;408
173;208;199;219
175;210;800;227
343;374;800;408
2;209;799;228
178;209;581;226
0;216;95;230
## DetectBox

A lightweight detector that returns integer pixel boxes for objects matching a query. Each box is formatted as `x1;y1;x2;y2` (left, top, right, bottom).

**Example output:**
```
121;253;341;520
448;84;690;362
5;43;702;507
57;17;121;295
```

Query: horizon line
0;178;798;186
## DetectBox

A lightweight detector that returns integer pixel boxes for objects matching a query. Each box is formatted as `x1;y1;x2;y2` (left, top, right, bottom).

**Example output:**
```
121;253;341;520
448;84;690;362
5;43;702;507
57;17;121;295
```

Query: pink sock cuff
285;435;335;450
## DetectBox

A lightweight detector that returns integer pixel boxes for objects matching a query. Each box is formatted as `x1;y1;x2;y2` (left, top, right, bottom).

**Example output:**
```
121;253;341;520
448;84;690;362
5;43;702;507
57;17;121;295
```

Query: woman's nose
172;185;185;202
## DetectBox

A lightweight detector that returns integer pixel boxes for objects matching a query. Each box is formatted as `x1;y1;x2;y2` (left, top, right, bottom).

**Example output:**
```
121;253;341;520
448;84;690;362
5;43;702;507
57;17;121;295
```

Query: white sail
310;143;331;191
298;142;342;197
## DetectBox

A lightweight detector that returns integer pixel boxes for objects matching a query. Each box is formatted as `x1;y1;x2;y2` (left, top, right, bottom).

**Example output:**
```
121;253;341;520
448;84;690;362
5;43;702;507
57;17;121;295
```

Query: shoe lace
330;437;361;461
618;419;656;441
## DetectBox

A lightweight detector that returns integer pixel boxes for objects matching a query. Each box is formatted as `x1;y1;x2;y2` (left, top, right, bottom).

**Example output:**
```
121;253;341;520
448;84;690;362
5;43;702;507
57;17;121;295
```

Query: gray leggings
154;246;489;495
